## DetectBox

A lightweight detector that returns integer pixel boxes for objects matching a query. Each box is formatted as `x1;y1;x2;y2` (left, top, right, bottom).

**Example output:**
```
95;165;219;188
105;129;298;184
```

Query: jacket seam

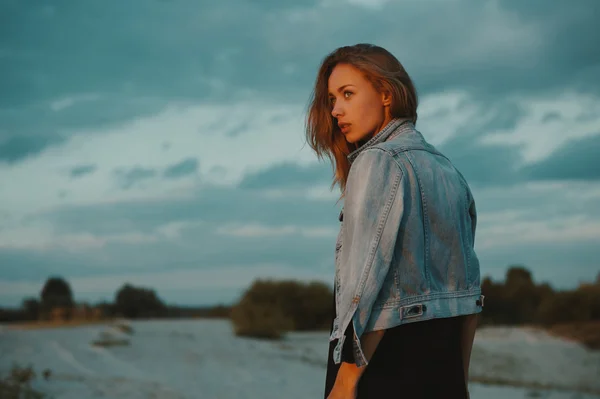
350;148;404;305
403;151;431;288
371;289;482;309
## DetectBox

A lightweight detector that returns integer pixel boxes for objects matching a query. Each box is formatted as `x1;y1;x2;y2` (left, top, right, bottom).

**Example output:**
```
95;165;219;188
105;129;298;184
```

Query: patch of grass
91;338;130;347
113;322;134;335
0;363;48;399
231;300;294;340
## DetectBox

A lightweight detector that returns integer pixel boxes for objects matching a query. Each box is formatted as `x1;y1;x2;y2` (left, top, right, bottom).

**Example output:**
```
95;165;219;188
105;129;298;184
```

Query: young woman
305;44;483;398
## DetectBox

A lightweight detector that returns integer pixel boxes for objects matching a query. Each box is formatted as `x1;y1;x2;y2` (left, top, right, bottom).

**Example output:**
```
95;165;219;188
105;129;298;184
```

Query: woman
305;44;483;398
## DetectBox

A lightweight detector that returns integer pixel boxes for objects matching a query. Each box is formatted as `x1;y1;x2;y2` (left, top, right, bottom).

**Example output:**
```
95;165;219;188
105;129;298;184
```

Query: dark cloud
0;247;99;281
523;133;600;181
435;102;528;187
0;0;597;167
223;122;251;138
1;0;596;140
0;134;66;164
541;111;561;123
4;180;598;303
2;183;342;289
163;157;199;179
244;0;319;9
69;164;96;178
114;166;157;189
471;181;600;220
0;96;169;164
238;162;332;189
441;137;524;188
35;184;341;236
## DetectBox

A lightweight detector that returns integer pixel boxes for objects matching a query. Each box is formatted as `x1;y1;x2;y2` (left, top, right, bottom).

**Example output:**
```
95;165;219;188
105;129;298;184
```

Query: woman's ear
381;90;392;107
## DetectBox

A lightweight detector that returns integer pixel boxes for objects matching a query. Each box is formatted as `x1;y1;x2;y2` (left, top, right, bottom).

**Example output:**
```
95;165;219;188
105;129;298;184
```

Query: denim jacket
330;118;483;367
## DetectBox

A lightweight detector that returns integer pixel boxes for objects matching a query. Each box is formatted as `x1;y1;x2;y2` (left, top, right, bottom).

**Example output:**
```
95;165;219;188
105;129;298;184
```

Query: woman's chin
345;132;369;145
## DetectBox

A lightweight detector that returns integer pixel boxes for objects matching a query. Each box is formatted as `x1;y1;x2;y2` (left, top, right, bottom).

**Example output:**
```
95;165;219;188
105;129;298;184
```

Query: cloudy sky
1;0;599;307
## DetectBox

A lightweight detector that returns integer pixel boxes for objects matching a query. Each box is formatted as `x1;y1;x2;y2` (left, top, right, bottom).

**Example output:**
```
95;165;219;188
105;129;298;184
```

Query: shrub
0;364;47;399
230;279;333;339
231;298;294;339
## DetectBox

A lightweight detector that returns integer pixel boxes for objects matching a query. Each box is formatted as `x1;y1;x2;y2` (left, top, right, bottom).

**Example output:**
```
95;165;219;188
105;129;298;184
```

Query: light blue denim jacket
330;118;483;367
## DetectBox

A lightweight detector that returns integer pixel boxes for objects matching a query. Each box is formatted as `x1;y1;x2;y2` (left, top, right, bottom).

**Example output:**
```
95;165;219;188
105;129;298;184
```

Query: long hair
305;43;418;195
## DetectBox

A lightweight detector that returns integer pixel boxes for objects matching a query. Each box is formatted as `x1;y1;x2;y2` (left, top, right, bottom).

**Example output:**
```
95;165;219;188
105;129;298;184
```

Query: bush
230;279;333;339
537;290;594;326
480;265;600;327
231;299;294;339
114;283;167;319
0;364;47;399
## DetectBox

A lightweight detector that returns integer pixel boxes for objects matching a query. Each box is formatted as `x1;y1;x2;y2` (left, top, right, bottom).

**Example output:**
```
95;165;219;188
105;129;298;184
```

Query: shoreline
4;319;599;351
544;320;600;350
1;316;227;331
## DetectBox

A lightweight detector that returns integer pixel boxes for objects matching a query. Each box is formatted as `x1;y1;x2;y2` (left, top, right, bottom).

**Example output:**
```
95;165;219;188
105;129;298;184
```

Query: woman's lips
339;123;351;133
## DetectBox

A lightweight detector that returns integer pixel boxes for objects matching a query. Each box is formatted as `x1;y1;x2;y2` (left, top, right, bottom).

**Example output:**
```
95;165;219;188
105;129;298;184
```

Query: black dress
324;292;469;399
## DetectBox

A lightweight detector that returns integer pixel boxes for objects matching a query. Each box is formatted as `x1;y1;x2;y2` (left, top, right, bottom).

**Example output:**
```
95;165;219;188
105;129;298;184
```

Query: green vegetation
480;266;600;349
230;279;333;339
0;364;48;399
0;279;232;324
114;283;167;319
480;266;600;326
1;266;598;347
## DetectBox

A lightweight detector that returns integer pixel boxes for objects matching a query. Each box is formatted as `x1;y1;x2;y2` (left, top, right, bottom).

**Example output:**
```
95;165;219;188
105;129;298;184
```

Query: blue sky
1;0;599;307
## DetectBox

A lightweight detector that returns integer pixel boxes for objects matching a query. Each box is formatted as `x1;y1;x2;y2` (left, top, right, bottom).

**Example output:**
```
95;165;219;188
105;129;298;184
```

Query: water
1;319;598;398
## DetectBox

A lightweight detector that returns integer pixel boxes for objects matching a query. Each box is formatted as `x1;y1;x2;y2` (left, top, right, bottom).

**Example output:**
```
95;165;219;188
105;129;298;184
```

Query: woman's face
328;63;392;145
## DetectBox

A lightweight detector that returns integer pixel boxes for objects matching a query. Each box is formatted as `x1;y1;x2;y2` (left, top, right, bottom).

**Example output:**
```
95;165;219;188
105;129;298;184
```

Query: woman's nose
331;104;343;118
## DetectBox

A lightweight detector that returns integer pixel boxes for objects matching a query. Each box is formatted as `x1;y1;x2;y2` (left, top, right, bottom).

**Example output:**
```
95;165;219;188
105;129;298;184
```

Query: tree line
480;266;600;326
2;266;599;342
0;278;230;323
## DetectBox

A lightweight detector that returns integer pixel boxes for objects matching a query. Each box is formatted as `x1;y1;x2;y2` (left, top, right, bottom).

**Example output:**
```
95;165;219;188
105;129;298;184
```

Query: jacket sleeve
340;148;406;366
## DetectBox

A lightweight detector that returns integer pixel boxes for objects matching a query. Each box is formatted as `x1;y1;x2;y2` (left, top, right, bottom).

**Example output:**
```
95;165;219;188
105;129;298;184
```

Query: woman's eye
344;91;352;98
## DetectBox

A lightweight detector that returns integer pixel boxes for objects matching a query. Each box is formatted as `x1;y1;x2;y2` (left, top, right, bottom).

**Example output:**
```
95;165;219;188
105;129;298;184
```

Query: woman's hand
327;363;360;399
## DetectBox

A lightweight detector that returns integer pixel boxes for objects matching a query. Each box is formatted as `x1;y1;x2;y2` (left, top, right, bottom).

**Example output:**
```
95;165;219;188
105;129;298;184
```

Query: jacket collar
347;118;413;164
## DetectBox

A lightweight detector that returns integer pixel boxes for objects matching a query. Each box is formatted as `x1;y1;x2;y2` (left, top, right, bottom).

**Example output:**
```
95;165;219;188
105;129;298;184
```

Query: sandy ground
1;319;599;399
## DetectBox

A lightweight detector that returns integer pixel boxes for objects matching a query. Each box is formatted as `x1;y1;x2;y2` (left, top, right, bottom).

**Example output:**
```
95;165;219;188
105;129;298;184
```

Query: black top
324;293;469;398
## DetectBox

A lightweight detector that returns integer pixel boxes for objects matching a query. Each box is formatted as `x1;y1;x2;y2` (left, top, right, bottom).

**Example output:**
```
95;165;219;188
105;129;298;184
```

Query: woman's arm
327;329;386;399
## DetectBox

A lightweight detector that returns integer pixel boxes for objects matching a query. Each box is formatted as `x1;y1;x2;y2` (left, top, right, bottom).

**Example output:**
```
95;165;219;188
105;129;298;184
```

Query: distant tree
40;277;74;317
504;265;541;324
21;297;40;321
114;283;166;319
505;265;534;288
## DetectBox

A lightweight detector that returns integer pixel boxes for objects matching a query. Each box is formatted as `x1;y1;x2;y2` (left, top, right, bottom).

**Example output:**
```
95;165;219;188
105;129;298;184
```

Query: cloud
0;0;599;307
1;0;597;170
69;164;96;178
163;157;199;179
33;184;340;237
238;162;332;189
0;134;67;164
114;166;157;189
217;223;337;238
523;133;600;181
0;264;333;307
